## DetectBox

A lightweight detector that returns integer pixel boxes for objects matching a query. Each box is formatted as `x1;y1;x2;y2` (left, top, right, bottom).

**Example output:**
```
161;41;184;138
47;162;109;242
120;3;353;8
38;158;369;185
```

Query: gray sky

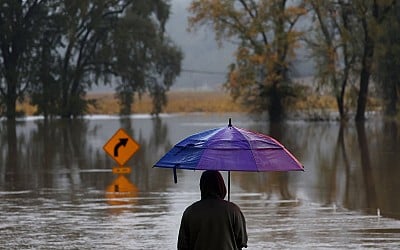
165;0;314;90
165;0;235;90
90;0;234;93
90;0;313;93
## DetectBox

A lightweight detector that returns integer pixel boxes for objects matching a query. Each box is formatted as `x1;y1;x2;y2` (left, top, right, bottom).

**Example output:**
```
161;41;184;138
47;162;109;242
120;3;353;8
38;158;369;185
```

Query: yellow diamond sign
103;128;140;166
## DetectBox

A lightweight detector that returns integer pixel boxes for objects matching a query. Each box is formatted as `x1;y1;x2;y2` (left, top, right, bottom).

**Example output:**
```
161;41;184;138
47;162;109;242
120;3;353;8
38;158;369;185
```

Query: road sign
103;128;140;166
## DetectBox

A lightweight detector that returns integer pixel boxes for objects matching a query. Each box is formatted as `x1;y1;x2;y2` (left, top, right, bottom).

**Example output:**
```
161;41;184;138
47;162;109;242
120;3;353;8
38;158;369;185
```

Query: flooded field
1;113;400;249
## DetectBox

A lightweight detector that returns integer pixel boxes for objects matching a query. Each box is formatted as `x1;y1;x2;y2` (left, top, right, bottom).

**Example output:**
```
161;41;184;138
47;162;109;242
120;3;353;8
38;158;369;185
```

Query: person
177;170;248;250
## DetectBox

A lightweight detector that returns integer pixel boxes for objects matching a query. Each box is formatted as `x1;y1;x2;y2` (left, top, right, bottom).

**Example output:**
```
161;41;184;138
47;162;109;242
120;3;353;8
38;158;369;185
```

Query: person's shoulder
183;200;202;212
225;200;243;211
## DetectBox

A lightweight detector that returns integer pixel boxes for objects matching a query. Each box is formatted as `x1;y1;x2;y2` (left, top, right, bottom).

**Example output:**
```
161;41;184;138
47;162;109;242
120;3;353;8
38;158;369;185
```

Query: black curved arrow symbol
114;138;128;157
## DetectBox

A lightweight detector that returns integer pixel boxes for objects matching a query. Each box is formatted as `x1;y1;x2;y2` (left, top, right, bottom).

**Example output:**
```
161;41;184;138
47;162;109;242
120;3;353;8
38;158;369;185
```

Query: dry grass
288;94;337;111
18;89;369;116
16;101;38;115
86;90;246;114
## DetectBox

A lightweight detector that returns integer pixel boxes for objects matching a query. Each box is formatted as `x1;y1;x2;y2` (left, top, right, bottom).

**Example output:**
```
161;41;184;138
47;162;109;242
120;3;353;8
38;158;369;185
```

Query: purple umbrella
154;119;304;200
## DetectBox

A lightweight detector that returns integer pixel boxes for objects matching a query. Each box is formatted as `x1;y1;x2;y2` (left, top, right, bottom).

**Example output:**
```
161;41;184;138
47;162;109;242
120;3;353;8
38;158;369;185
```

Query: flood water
1;113;400;249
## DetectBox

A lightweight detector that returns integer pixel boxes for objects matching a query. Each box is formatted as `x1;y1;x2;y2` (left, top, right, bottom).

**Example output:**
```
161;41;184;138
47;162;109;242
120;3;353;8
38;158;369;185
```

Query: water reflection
1;114;400;248
1;116;400;219
105;174;138;206
227;118;400;220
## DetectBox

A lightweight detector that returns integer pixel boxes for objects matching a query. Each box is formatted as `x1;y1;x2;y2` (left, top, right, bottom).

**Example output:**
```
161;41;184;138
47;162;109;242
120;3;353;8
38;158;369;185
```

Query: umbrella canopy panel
154;125;304;172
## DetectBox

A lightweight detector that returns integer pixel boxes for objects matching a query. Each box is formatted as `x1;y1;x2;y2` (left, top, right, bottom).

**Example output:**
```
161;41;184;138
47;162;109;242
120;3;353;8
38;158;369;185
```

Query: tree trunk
5;90;17;119
5;70;17;119
385;81;398;116
355;66;371;121
355;19;374;122
336;95;345;120
268;83;284;122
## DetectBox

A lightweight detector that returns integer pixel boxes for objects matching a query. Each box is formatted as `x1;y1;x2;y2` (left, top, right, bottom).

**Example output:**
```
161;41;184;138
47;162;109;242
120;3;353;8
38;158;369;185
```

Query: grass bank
86;90;247;114
18;89;380;119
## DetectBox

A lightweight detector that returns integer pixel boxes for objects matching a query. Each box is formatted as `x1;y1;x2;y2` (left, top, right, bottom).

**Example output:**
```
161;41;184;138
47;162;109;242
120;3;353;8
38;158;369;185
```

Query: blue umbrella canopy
154;119;303;174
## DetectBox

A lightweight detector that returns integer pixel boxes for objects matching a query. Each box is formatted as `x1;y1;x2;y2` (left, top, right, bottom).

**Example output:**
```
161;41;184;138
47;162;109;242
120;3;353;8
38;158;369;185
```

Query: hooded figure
178;170;248;250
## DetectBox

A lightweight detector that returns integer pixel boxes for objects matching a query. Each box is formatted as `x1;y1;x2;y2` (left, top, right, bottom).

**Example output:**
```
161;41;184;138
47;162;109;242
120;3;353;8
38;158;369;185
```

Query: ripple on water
1;191;400;249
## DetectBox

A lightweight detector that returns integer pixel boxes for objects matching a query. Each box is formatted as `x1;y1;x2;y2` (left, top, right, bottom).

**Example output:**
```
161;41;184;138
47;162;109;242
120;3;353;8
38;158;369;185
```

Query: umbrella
154;118;304;200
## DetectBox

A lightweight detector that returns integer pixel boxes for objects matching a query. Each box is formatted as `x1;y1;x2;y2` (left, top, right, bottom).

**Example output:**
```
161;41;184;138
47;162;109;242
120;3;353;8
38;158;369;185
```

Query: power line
181;68;227;75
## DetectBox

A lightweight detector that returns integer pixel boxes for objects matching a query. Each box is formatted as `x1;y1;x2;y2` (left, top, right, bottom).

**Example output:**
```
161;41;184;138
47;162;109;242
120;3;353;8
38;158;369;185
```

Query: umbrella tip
228;118;232;127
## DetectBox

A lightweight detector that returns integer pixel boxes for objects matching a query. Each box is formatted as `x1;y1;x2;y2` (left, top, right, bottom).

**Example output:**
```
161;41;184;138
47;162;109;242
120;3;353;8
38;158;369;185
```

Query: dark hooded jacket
178;170;248;250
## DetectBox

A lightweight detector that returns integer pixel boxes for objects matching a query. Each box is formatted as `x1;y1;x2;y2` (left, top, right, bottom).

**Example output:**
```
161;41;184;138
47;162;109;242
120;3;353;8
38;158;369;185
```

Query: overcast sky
166;0;236;90
165;0;314;90
91;0;312;93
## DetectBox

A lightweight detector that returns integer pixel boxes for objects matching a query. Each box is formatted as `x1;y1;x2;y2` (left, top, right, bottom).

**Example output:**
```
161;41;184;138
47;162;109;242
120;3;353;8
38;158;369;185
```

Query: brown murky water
1;113;400;249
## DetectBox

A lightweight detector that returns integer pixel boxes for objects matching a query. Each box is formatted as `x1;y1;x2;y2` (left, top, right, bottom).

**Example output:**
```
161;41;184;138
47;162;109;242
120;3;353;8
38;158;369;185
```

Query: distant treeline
0;0;182;119
188;0;400;121
1;1;400;121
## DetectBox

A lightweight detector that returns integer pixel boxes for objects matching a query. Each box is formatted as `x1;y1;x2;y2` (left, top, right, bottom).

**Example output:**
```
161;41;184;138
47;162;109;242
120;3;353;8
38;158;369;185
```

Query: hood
200;170;227;200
